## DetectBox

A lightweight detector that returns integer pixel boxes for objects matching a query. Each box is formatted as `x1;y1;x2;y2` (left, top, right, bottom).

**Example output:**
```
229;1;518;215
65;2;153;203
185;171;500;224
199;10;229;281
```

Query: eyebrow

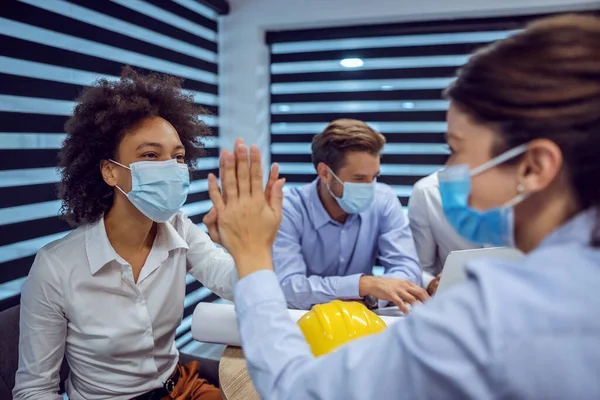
136;142;185;151
353;171;381;178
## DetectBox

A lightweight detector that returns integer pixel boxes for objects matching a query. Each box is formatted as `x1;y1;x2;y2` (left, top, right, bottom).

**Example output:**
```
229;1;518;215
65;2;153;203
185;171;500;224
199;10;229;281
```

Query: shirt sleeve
13;251;66;400
235;270;497;400
377;189;423;286
273;205;363;310
407;183;438;278
184;217;238;301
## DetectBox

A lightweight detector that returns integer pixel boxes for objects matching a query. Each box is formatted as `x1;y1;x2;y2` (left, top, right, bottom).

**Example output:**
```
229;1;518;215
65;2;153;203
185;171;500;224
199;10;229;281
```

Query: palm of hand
207;141;285;264
217;198;280;252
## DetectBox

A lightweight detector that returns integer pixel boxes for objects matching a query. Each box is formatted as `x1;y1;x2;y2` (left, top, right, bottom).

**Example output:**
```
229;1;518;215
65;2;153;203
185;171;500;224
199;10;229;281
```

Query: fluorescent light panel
271;77;454;95
271;55;470;74
271;100;449;114
271;121;447;134
271;30;517;54
277;163;440;176
271;142;449;155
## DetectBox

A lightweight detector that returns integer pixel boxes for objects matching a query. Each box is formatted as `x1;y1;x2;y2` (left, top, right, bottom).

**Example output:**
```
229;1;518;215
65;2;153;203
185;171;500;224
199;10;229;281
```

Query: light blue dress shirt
273;179;422;309
235;210;600;399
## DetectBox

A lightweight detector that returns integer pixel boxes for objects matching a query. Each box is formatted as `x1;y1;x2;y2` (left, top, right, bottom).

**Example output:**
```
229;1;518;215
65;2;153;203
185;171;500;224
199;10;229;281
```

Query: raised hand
203;139;281;246
207;140;285;278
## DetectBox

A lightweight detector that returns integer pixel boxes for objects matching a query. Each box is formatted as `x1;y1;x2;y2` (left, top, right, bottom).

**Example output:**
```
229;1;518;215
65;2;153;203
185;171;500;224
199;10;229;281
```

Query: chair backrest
0;305;69;399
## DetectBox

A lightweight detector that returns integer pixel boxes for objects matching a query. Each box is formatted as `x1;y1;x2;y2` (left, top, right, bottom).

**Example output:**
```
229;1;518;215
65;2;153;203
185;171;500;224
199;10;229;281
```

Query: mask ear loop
325;167;345;200
327;167;344;185
108;159;131;196
470;144;528;177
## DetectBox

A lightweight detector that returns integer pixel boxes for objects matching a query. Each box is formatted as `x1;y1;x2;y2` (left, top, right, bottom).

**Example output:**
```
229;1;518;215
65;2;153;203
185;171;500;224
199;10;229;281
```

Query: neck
515;187;580;253
104;194;156;252
317;180;348;224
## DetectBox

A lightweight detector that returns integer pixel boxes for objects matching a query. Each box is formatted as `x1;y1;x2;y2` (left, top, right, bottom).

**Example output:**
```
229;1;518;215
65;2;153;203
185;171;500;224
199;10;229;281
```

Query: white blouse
13;212;236;400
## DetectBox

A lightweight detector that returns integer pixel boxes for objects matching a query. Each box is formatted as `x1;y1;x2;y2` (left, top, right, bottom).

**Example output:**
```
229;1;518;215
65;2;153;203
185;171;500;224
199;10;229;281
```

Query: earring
517;183;525;193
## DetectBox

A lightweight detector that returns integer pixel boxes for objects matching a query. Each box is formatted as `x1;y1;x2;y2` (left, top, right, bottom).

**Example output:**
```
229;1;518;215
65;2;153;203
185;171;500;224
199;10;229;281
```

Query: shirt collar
85;216;189;276
86;217;119;275
539;208;597;249
306;179;333;230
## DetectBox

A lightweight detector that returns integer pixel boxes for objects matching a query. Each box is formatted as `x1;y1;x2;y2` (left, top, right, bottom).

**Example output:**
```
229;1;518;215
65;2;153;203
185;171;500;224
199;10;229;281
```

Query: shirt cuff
377;299;391;309
335;273;363;299
235;270;287;314
422;271;436;290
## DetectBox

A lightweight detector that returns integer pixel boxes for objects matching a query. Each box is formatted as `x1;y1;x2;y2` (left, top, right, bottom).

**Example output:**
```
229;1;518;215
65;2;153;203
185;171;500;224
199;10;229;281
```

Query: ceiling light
402;102;415;110
340;58;364;68
381;85;394;91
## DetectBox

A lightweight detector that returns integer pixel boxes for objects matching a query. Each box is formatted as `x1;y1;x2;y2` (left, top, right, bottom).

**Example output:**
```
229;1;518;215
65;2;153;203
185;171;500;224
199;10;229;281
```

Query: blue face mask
327;168;376;214
110;159;190;222
438;144;528;247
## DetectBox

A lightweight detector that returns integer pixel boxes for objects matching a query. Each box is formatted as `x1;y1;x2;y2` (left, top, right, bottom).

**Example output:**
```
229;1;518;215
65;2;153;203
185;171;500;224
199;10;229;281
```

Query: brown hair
311;119;386;173
444;14;600;246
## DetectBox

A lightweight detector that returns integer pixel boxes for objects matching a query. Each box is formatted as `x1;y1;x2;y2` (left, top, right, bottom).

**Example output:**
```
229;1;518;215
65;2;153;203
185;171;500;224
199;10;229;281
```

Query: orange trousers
164;361;221;400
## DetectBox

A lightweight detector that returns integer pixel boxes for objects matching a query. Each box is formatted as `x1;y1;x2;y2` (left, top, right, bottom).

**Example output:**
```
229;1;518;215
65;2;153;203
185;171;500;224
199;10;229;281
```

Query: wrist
232;247;274;279
427;280;435;293
358;275;374;297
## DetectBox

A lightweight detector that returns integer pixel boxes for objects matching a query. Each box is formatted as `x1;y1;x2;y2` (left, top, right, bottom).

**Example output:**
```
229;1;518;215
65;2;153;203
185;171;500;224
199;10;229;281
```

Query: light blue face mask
327;167;376;214
438;144;528;247
110;159;190;223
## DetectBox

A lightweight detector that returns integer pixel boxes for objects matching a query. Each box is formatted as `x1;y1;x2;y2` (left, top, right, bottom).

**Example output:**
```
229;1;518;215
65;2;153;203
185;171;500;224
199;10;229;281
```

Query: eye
142;152;158;159
175;154;186;163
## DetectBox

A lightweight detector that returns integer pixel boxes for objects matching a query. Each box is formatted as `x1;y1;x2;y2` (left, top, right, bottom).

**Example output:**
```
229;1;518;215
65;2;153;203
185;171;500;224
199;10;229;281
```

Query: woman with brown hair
207;14;600;399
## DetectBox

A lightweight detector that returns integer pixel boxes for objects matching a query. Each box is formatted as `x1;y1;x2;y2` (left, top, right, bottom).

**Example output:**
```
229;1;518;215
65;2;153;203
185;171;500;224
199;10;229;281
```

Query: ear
518;139;563;194
100;160;119;187
317;162;331;184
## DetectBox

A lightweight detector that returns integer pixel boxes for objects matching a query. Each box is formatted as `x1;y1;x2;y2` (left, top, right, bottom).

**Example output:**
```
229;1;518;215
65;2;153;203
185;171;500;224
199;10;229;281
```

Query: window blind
267;12;595;205
0;0;222;352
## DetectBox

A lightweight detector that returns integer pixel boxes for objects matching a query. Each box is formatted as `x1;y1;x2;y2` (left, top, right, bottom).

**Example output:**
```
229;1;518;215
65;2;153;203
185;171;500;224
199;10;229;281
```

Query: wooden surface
219;346;260;400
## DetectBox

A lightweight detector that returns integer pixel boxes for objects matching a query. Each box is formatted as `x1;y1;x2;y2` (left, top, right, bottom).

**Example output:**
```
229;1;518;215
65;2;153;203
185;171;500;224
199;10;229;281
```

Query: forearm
280;273;363;310
235;271;315;399
383;263;422;286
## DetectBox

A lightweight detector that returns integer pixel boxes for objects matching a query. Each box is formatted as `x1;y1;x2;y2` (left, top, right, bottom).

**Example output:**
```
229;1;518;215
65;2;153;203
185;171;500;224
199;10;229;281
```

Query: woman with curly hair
12;67;274;400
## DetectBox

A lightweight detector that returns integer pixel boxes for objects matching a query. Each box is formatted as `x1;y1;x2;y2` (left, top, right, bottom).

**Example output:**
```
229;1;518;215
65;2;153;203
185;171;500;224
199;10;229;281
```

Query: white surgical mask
327;167;376;214
110;159;190;222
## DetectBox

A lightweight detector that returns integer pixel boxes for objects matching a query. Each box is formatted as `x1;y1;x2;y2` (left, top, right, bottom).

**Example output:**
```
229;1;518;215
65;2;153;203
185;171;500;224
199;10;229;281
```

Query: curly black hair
58;66;211;226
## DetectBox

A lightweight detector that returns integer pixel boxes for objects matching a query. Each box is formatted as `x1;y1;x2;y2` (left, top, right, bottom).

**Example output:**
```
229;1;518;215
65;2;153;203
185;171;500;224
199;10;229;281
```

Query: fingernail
250;145;259;154
226;153;235;162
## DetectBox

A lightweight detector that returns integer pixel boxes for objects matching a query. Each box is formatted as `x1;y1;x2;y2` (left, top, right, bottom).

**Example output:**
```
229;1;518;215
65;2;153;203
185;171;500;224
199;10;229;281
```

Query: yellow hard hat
297;300;387;357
